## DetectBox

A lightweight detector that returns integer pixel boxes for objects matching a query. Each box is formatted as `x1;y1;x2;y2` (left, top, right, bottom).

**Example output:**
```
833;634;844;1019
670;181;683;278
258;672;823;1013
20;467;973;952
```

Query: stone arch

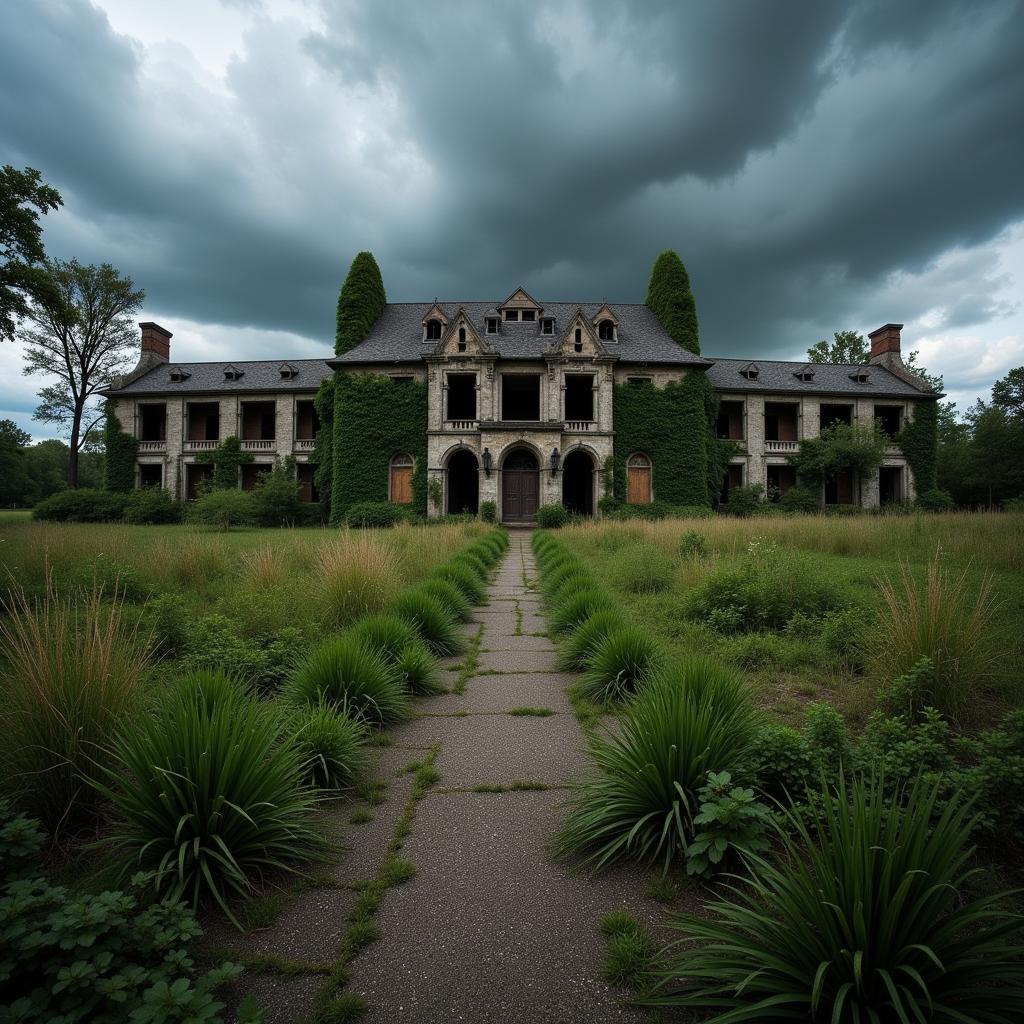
562;446;596;516
444;445;479;515
499;444;541;523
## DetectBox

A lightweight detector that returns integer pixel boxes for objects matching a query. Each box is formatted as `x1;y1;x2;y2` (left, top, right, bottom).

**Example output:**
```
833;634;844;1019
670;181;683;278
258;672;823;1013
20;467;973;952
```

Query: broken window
139;404;166;441
502;374;540;421
241;464;272;491
241;401;276;441
425;319;442;341
187;402;220;441
541;318;554;335
764;402;799;442
446;374;476;420
719;463;743;504
874;405;901;438
820;404;853;430
564;374;594;421
766;465;797;502
716;400;744;440
598;319;614;341
295;400;319;440
504;309;519;322
138;463;162;488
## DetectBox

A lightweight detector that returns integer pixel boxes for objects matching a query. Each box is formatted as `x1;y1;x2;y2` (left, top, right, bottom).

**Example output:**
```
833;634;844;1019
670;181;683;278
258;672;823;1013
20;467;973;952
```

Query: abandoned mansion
104;283;938;523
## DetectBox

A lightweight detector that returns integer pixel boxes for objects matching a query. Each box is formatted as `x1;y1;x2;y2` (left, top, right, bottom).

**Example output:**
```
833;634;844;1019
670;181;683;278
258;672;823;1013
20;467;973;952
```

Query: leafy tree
0;165;63;343
18;260;144;487
0;418;31;446
964;400;1024;507
904;349;943;392
195;435;253;490
251;457;301;526
789;422;888;486
806;329;868;364
645;250;700;354
992;366;1024;418
334;251;386;355
0;421;29;506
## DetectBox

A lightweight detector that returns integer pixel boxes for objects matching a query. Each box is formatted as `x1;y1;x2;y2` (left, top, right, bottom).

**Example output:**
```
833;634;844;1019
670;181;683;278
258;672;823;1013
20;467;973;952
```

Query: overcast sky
2;0;1023;439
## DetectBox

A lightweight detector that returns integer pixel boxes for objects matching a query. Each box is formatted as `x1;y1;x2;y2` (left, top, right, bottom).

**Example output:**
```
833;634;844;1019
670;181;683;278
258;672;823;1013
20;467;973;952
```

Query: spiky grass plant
289;700;368;791
647;773;1024;1022
431;562;486;605
100;671;323;925
0;581;150;838
454;550;490;581
874;553;1000;724
395;641;444;695
576;625;663;704
542;561;591;601
391;589;465;657
419;578;474;622
347;613;443;694
317;533;400;629
558;658;758;872
284;636;410;725
550;588;617;637
556;609;627;671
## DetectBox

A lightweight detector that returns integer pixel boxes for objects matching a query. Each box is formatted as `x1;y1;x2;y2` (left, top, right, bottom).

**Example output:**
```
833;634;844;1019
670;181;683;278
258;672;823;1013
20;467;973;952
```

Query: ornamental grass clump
419;578;474;622
317;533;401;628
550;588;617;637
284;635;411;725
100;671;323;925
576;625;664;704
647;772;1024;1022
558;658;759;872
347;612;443;695
0;581;150;838
556;608;627;671
391;589;465;657
432;561;487;605
288;701;368;791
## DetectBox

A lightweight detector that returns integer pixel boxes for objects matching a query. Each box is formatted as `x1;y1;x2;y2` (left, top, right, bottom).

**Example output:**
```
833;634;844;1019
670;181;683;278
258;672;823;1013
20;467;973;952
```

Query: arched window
425;319;442;341
390;453;414;504
598;319;614;341
574;327;583;353
458;326;466;352
626;453;652;505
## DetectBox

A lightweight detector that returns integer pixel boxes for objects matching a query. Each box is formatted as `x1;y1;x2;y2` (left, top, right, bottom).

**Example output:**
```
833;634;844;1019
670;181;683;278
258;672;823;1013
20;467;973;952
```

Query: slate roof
705;357;935;399
332;301;712;366
104;358;333;396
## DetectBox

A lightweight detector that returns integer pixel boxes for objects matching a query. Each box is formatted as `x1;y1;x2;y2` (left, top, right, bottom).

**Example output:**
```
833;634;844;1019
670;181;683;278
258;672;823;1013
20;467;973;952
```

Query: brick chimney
868;322;931;391
140;322;172;362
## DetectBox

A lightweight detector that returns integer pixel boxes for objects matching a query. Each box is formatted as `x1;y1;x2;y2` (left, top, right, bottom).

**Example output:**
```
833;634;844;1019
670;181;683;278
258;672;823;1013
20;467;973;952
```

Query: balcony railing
294;438;316;451
183;439;219;452
564;420;595;431
137;440;166;453
885;443;901;455
241;439;276;451
445;419;479;431
765;440;799;453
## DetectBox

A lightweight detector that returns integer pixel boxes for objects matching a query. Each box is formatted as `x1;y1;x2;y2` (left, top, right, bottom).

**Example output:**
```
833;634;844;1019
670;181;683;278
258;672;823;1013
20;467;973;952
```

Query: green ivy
195;435;253;491
312;375;335;510
103;400;137;492
645;250;700;354
788;422;888;485
335;251;386;355
330;373;427;524
612;374;712;507
897;399;940;494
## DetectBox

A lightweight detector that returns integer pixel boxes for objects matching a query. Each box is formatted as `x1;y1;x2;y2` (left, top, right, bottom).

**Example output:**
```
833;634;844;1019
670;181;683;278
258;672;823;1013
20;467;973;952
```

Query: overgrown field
558;511;1024;730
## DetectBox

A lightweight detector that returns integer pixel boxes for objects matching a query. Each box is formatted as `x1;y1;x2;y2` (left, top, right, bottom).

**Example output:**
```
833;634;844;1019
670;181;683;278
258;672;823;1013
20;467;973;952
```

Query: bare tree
20;259;144;487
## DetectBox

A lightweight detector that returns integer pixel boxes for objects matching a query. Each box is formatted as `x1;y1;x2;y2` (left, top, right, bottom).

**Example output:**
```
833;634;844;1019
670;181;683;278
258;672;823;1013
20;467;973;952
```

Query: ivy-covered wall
103;400;137;492
897;399;940;494
611;373;712;507
330;373;428;523
312;375;335;510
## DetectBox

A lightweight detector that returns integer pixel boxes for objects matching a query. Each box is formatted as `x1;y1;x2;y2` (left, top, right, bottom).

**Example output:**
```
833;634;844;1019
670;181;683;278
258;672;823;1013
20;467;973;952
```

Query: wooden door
521;470;539;517
627;454;652;504
503;470;522;520
390;464;413;504
502;451;539;520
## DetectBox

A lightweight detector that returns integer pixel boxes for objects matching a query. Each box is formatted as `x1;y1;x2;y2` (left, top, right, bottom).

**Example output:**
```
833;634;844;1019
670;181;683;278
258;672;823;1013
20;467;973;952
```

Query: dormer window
279;363;298;380
574;328;583;353
425;319;442;341
486;317;498;334
740;363;759;380
521;309;535;322
541;318;554;335
458;327;467;352
850;369;871;384
223;365;243;381
505;309;519;322
169;367;191;382
794;366;815;382
598;319;615;341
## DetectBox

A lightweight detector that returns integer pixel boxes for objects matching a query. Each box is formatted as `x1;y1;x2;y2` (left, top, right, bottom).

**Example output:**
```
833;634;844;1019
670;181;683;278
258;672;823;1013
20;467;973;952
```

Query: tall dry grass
872;553;1001;724
316;531;402;628
0;581;152;839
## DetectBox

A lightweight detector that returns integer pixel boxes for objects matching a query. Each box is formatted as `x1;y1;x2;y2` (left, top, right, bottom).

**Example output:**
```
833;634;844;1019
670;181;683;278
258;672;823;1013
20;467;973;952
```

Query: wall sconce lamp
482;447;492;477
550;447;561;476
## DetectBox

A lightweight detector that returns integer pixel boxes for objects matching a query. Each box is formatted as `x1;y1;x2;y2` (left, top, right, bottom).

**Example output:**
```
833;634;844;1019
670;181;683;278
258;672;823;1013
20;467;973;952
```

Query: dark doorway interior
564;375;594;422
187;402;220;441
447;375;477;421
296;401;319;440
719;464;743;505
765;402;798;442
502;449;539;520
879;466;903;505
447;449;479;514
766;465;796;501
139;404;166;441
825;467;855;505
241;463;271;491
502;375;540;421
186;463;214;500
242;402;276;440
138;463;162;488
716;400;744;439
297;463;319;502
562;449;594;515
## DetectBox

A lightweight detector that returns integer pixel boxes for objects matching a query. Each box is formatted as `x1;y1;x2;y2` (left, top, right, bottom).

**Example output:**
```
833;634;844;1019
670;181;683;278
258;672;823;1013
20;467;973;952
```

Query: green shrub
188;488;256;529
550;588;616;637
181;614;305;691
556;608;627;671
648;773;1024;1021
289;701;368;791
251;460;302;526
678;530;708;558
610;501;713;521
535;502;570;528
345;501;409;528
100;671;323;924
777;483;820;512
419;578;474;622
558;658;759;872
804;700;850;764
818;605;866;670
394;640;443;696
685;770;771;878
962;710;1024;845
31;487;128;522
0;585;149;837
604;917;657;989
143;592;190;657
124;487;185;524
608;543;675;593
916;487;955;511
391;590;464;657
431;561;487;605
479;500;497;523
284;636;410;725
576;625;663;704
720;483;764;517
750;723;814;801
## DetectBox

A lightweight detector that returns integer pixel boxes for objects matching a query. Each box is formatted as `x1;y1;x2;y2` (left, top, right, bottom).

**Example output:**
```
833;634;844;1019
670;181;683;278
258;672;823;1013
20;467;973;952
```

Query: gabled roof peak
498;286;542;311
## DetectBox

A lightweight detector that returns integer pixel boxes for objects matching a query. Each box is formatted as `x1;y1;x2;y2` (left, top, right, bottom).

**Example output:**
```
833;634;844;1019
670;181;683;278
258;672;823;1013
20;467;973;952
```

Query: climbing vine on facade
195;436;253;490
897;399;940;495
312;376;335;511
103;401;137;492
330;374;427;523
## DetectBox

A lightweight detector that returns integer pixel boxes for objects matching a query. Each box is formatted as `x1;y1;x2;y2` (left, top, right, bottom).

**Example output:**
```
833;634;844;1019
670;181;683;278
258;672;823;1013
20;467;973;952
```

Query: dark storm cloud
0;0;1022;358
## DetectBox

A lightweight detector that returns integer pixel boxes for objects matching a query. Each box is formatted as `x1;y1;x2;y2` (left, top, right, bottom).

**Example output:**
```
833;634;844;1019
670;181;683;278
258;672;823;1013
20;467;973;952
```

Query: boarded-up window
626;453;652;504
390;454;414;505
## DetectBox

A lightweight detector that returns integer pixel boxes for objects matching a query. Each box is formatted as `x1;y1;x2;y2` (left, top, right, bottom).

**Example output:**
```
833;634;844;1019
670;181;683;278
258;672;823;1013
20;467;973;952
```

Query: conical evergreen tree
645;250;700;354
334;251;387;355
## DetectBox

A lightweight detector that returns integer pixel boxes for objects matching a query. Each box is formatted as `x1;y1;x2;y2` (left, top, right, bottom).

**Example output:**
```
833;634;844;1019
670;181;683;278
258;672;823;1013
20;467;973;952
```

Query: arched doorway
562;449;594;516
626;453;652;505
501;448;540;522
446;449;479;515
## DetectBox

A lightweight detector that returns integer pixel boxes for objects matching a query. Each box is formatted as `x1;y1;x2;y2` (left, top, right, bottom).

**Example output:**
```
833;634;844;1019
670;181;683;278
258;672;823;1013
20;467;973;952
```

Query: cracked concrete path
346;531;661;1023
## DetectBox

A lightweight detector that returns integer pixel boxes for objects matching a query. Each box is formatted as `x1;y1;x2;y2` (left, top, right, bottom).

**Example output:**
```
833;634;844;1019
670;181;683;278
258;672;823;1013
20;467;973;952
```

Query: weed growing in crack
508;707;554;717
349;808;373;825
452;625;483;695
